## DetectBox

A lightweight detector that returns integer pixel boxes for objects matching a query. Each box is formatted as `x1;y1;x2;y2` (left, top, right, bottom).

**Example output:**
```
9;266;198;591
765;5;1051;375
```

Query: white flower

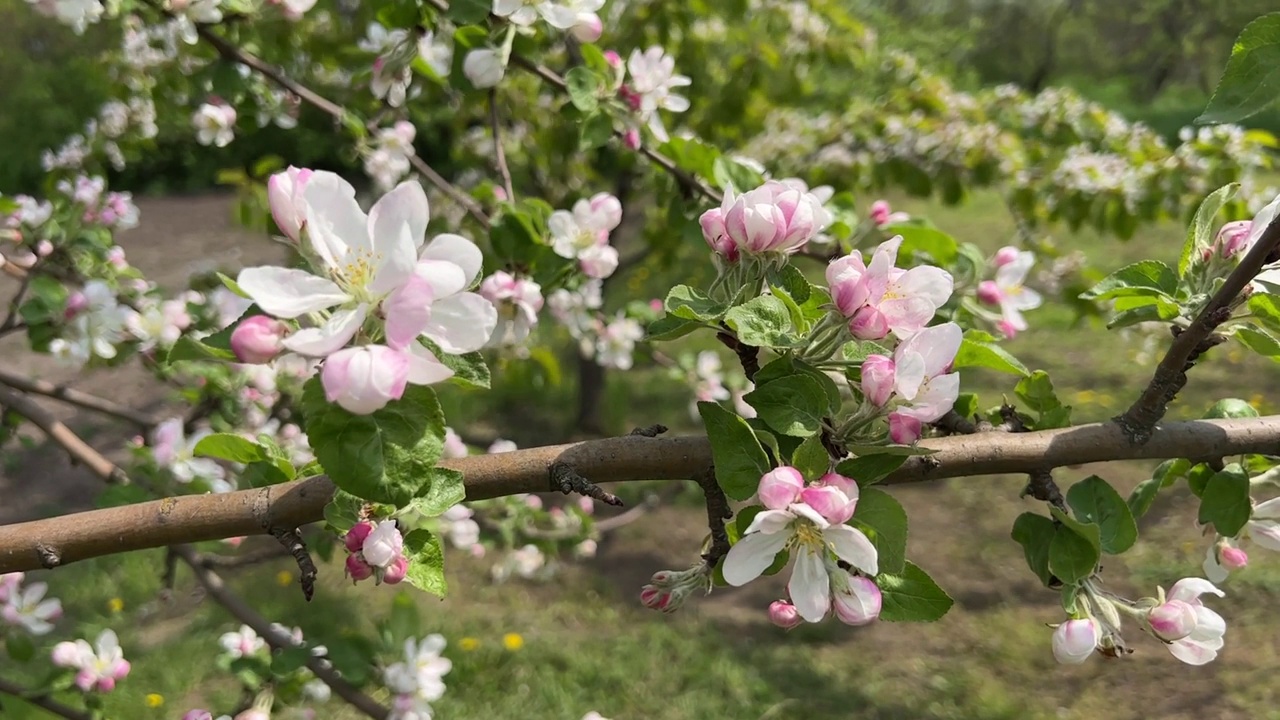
625;46;690;142
1;581;62;635
26;0;104;33
219;624;266;659
463;48;505;89
193;103;237;147
479;271;544;346
51;629;130;692
372;61;412;107
383;635;451;701
151;418;230;491
1163;578;1227;666
595;315;643;370
417;31;452;77
360;23;409;55
549;193;623;260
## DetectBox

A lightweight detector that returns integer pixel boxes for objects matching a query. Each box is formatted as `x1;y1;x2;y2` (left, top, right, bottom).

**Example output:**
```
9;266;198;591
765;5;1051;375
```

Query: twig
0;385;127;484
1022;468;1067;511
173;546;390;720
199;545;293;570
0;368;157;427
1;271;32;335
0;677;92;720
593;486;677;533
629;424;668;437
7;417;1280;573
269;526;318;601
488;89;515;202
716;330;760;380
1117;215;1280;443
694;465;732;566
549;461;624;507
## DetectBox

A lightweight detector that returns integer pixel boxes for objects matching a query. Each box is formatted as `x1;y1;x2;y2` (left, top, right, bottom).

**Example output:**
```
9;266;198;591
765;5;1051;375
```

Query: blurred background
4;0;1280;718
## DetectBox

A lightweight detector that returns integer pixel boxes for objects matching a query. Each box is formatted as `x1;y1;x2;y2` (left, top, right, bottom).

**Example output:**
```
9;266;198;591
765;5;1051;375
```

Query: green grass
9;187;1280;720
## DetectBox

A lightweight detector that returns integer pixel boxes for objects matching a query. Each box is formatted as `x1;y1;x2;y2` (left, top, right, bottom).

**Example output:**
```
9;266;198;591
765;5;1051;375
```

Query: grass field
6;187;1280;720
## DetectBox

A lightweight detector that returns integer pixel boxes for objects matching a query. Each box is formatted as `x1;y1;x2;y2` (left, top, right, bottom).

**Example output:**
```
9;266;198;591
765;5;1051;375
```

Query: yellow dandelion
107;598;124;613
502;633;524;651
459;637;480;652
1250;393;1266;410
144;693;164;708
276;570;294;587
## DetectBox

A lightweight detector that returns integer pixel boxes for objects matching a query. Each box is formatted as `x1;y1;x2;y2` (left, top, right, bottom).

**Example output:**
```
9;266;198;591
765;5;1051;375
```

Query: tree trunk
575;352;607;436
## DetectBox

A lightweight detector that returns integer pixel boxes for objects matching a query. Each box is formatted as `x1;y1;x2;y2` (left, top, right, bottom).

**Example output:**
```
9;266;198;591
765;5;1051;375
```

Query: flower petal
788;546;831;622
1168;638;1218;666
1168;577;1225;603
423;292;497;354
283;304;367;357
302;171;367;268
414;259;468;299
743;509;797;535
421;233;483;287
721;530;790;587
237;266;348;319
404;342;455;385
825;524;879;575
383;275;434;350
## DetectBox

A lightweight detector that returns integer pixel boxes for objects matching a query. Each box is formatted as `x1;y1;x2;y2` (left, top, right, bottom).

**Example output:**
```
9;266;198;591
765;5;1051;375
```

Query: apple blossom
868;199;908;228
50;280;130;369
360;22;409;55
1051;618;1100;664
571;12;603;42
2;580;62;634
549;192;623;264
888;413;923;444
25;0;103;34
624;46;690;142
769;600;802;629
831;236;954;340
706;180;831;256
52;629;131;692
345;554;374;582
831;572;882;626
321;344;412;415
639;565;713;613
1162;578;1227;666
231;315;289;363
463;48;505;89
0;572;21;603
219;625;266;659
361;520;405;568
977;249;1042;337
1147;600;1198;642
277;0;317;20
443;427;469;458
151;418;230;490
439;505;481;549
193;102;236;147
723;470;878;622
1203;537;1249;583
267;166;313;241
757;467;805;510
595;315;643;370
383;556;409;584
480;271;544;345
579;243;620;278
372;58;412;107
344;521;374;553
418;31;452;76
127;298;192;351
384;634;451;702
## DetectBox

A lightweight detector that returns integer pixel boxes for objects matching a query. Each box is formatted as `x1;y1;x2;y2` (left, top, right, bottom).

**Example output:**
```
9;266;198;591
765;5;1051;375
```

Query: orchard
4;1;1280;718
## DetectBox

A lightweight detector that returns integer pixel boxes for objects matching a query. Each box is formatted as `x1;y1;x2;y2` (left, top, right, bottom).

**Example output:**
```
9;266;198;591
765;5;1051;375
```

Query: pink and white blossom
868;200;908;228
828;236;953;340
151;418;230;491
2;580;62;635
1051;618;1100;664
267;166;313;241
702;181;831;257
463;48;505;89
976;248;1042;338
479;271;544;345
831;572;881;626
623;46;690;142
443;427;469;459
52;629;131;692
549;193;623;273
361;520;405;568
860;322;963;439
231;315;289;364
218;625;266;659
383;634;451;702
768;600;802;629
1162;578;1227;666
595;315;643;370
193;102;236;147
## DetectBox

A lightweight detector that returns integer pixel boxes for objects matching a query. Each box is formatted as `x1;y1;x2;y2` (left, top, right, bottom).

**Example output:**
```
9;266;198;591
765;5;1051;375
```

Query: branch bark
4;417;1280;573
0;677;92;720
173;546;389;719
0;368;157;427
0;385;127;484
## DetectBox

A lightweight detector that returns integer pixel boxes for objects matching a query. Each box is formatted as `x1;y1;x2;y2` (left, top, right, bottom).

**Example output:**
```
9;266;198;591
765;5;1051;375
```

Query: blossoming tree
4;1;1280;718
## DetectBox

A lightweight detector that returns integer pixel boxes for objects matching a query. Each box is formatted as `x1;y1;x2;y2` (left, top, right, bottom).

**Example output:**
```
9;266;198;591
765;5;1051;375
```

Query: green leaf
565;66;601;112
397;468;466;519
844;443;936;457
645;315;701;341
1011;512;1056;586
322;490;364;534
217;272;249;298
1015;370;1063;414
1249;294;1280;336
767;265;812;305
1049;506;1102;553
1080;260;1178;301
875;561;953;622
1198;463;1252;536
1066;476;1138;554
1181;183;1239;277
952;330;1029;376
448;0;491;25
579;111;614;151
753;357;840;414
712;156;765;193
665;285;727;322
1048;523;1100;584
743;374;829;437
420;339;490;389
301;379;447;505
193;433;266;464
834;454;907;486
403;529;448;597
790;434;830;481
271;647;312;676
1235;325;1280;358
724;296;797;347
1128;459;1189;520
6;632;35;662
851;488;908;575
698;401;771;501
1204;398;1260;419
167;336;236;363
888;224;958;264
1198;13;1280;124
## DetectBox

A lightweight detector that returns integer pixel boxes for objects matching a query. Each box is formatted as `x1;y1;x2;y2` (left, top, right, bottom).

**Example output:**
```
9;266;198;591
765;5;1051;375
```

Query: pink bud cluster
639;564;713;613
859;323;964;444
699;180;832;260
826;236;953;341
344;520;408;585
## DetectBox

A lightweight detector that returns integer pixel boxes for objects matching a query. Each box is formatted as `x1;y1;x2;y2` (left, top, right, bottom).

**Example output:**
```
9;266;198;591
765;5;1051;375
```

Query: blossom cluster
1;572;63;636
344;521;409;585
383;634;452;720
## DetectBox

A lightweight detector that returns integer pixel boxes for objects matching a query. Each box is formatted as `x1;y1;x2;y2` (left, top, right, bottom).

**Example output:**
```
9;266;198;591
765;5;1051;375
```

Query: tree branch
0;368;157;428
173;546;389;719
488;89;515;202
1117;215;1280;443
0;385;127;484
5;417;1280;573
0;677;92;720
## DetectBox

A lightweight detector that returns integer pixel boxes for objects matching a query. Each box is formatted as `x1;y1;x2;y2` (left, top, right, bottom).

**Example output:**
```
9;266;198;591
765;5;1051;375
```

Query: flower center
792;521;825;552
335;247;383;298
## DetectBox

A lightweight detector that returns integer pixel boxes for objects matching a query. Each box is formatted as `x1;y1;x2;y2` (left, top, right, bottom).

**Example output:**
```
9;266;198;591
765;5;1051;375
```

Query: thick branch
174;546;389;719
0;368;157;427
0;385;126;484
0;677;92;720
1118;216;1280;442
4;418;1280;573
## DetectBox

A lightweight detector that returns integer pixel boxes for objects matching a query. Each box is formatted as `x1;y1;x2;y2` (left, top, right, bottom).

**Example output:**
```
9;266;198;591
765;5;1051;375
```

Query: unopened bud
382;555;408;585
757;467;804;510
345;554;373;582
1051;618;1100;664
622;128;641;150
768;600;802;629
571;12;603;43
976;280;1003;305
1147;600;1197;642
230;315;289;364
344;521;374;553
994;246;1020;267
1220;544;1248;570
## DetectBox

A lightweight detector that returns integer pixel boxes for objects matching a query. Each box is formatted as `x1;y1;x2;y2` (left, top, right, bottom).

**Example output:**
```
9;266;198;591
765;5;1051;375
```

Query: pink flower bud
571;12;603;43
996;319;1019;339
321;344;412;415
51;641;82;667
860;354;895;407
267;166;313;242
833;575;882;626
699;207;737;260
345;554;373;582
361;520;404;568
603;50;623;68
622;128;641;150
649;571;673;585
235;711;270;720
183;712;214;720
1216;220;1252;259
818;472;858;500
849;306;889;341
768;600;802;629
382;555;408;585
801;484;857;524
639;584;670;611
64;291;88;319
1147;599;1198;642
976;280;1003;305
1052;618;1100;664
888;413;922;445
106;246;127;269
648;299;663;312
493;186;508;202
1220;544;1248;570
230;315;288;364
344;521;374;553
95;675;117;693
994;246;1020;267
524;495;544;510
36;240;53;257
869;200;891;227
757;467;804;510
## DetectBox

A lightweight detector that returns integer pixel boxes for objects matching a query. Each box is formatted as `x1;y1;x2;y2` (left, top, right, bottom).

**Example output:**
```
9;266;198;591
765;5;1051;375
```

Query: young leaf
1197;463;1252;537
565;66;602;112
1198;13;1280;124
645;315;701;342
851;488;908;575
743;374;830;437
1066;476;1138;554
1180;183;1239;277
420;339;491;390
698;401;771;501
403;529;448;597
834;454;908;486
1235;325;1280;358
1079;260;1178;301
665;285;727;322
397;468;466;519
1127;458;1189;520
1011;512;1056;586
724;295;798;347
875;561;953;622
952;330;1030;376
790;434;830;481
1048;524;1100;584
167;336;237;363
1248;294;1280;336
193;433;266;464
